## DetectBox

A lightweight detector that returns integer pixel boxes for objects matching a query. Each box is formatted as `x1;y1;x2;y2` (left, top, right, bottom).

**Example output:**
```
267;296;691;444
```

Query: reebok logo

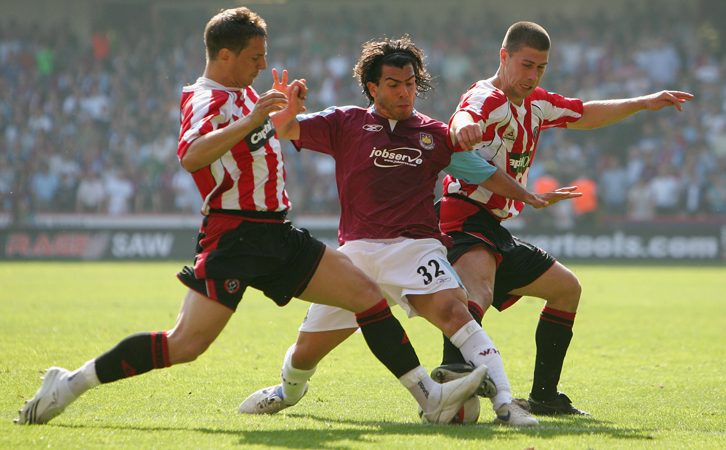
363;124;383;132
369;147;424;168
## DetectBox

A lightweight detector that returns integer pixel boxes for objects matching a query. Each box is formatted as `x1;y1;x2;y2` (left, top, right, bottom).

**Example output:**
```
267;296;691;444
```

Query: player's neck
489;71;524;106
202;64;246;90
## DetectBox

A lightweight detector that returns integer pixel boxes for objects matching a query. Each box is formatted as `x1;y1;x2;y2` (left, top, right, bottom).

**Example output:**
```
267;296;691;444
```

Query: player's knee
168;335;213;364
469;285;494;310
350;274;384;309
565;271;582;299
438;297;475;334
558;275;582;311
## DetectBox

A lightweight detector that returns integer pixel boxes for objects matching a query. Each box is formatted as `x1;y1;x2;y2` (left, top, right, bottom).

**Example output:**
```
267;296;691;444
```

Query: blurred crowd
1;5;725;228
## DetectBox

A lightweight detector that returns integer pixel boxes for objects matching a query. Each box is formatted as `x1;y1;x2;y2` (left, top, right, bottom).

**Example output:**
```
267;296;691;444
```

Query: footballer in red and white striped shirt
178;77;289;215
437;21;692;418
441;80;583;224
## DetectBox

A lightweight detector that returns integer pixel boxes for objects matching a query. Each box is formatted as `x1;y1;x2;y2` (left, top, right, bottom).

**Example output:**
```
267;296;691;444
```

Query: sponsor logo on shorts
369;147;423;168
224;279;240;294
363;124;384;132
436;277;452;284
419;133;435;150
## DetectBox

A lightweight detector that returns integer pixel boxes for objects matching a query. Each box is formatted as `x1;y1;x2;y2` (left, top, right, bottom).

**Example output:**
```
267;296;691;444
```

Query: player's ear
367;81;379;101
218;48;232;63
500;48;509;65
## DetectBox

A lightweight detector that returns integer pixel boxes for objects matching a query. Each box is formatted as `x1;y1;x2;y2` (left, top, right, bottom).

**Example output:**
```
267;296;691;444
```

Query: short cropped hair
354;35;433;106
502;22;550;55
204;7;267;61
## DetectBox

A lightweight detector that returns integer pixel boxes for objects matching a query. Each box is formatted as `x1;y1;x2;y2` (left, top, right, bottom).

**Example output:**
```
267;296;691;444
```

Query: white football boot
238;383;308;414
493;398;539;427
421;364;488;424
16;367;76;425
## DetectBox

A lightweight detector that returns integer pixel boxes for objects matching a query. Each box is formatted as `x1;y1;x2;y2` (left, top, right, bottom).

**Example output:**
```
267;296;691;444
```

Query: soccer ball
419;396;481;424
450;396;481;424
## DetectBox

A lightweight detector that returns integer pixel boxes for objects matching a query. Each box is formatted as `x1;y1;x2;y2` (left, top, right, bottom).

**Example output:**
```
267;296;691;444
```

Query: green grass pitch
1;262;724;449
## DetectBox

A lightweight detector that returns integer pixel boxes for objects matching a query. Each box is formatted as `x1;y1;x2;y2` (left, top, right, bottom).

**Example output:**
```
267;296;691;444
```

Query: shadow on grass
54;413;656;449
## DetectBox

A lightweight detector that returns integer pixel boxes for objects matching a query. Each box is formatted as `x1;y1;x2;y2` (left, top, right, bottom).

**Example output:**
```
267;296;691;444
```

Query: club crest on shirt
363;124;383;132
419;133;435;150
503;126;516;142
532;126;540;141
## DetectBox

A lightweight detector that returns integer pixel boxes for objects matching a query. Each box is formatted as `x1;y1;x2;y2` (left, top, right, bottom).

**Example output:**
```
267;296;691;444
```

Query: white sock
280;345;316;406
398;365;442;414
450;320;513;410
65;359;100;398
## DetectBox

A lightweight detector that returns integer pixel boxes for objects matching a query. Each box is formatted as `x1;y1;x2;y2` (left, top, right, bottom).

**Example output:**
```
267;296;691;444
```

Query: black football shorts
177;211;325;310
447;208;555;311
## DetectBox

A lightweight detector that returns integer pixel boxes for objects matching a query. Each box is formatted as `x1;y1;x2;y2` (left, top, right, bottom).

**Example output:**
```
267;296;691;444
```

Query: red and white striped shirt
177;77;290;215
442;80;583;224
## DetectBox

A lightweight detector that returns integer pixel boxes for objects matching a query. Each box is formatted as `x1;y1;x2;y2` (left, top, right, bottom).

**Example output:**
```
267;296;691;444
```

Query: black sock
531;307;575;401
440;301;484;365
95;331;170;384
355;299;420;379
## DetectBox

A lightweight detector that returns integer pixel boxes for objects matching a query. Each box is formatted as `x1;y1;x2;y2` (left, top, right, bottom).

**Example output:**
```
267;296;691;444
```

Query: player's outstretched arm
181;90;288;172
569;91;693;130
270;68;305;140
479;170;582;209
478;169;548;208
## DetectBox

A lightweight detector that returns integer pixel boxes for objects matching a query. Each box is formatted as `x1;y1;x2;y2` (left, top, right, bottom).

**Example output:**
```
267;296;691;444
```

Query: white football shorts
299;237;465;332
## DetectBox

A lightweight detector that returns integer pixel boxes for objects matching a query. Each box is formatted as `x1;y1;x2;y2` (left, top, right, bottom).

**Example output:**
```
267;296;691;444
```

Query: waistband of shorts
208;208;288;222
356;237;410;245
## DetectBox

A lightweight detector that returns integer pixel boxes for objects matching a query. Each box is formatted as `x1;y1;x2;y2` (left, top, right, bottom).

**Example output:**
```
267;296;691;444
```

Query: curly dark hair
353;36;433;106
204;7;267;61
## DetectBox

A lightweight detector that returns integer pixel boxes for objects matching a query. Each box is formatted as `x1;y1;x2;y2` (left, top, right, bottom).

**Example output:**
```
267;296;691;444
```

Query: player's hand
456;122;484;150
248;89;288;126
643;90;693;112
529;186;582;209
272;68;307;113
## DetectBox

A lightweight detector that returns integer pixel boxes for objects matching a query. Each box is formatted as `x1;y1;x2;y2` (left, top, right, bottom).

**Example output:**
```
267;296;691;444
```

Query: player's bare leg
424;246;537;425
509;261;581;313
166;290;235;364
408;288;537;426
291;329;357;370
240;246;487;422
238;328;356;414
17;290;233;425
451;245;498;313
508;262;590;415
